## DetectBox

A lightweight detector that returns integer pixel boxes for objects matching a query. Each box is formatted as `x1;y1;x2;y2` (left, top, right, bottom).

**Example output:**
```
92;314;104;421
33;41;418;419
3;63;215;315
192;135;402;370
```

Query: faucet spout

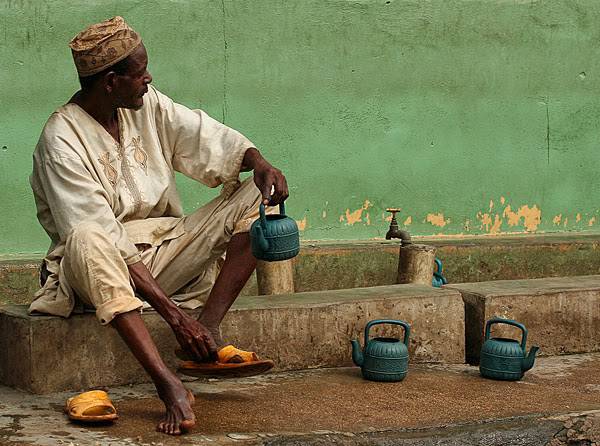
385;208;412;245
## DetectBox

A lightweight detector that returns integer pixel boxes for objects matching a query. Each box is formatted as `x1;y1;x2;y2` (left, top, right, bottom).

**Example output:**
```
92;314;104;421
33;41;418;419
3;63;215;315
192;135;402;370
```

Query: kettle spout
351;340;363;366
522;346;540;372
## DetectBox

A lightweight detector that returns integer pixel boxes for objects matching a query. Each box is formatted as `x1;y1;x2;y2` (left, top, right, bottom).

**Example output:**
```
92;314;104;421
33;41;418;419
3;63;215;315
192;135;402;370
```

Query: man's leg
147;178;269;349
63;222;195;435
196;232;256;346
111;311;195;435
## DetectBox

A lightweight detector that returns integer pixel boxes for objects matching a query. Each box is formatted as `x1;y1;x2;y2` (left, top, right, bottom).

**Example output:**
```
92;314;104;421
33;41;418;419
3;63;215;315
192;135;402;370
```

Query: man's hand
242;148;289;205
172;313;218;362
128;261;218;362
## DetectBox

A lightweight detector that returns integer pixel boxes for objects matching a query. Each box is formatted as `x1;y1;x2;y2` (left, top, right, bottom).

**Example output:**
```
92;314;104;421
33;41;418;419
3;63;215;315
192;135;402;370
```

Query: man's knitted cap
69;16;141;77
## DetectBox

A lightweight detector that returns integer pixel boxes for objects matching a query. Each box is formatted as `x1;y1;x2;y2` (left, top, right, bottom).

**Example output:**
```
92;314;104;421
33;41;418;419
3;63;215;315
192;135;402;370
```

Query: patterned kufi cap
69;16;141;77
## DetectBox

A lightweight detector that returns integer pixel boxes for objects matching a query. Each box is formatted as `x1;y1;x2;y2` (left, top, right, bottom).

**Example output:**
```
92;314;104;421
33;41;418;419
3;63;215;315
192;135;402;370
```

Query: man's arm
128;261;218;361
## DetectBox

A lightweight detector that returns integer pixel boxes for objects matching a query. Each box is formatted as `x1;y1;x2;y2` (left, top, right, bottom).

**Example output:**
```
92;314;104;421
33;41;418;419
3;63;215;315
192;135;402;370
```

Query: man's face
112;44;152;110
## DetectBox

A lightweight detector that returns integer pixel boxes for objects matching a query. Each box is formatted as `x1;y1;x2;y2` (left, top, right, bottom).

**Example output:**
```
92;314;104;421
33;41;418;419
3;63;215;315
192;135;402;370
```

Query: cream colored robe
29;85;255;318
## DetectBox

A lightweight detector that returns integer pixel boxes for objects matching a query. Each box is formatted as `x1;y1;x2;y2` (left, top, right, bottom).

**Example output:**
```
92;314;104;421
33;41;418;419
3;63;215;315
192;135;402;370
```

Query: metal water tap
385;208;412;245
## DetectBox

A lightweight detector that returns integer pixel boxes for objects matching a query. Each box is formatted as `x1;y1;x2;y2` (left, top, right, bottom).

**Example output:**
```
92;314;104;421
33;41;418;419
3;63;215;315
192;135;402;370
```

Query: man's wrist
242;147;267;171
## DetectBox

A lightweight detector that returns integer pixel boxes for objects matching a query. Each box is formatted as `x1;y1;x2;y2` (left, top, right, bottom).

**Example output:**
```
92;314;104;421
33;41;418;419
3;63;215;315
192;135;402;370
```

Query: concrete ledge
3;234;600;306
448;275;600;364
0;284;464;393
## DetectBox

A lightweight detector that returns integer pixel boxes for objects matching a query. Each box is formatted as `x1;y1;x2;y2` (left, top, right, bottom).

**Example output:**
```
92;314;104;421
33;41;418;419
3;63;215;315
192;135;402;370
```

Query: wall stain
341;200;372;225
426;213;449;228
553;214;562;225
503;204;541;232
296;216;307;231
477;212;502;234
474;202;543;235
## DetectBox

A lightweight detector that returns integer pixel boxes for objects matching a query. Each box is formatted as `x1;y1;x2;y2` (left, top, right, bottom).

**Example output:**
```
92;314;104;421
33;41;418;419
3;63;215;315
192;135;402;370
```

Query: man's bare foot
156;378;196;435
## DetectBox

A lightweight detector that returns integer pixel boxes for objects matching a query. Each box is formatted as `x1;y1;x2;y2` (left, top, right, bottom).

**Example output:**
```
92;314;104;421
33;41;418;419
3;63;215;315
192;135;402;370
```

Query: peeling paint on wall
590;217;596;227
426;213;450;228
503;204;542;232
341;200;372;225
296;216;307;231
403;216;412;226
477;212;502;234
553;214;562;225
576;213;582;223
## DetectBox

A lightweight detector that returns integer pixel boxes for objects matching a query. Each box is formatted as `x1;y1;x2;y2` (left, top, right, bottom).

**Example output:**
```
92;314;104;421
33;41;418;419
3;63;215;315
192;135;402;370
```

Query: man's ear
104;71;118;93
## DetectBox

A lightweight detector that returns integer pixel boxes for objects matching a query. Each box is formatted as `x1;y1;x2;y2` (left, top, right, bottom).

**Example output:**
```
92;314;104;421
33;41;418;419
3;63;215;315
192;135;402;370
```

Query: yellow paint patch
479;212;492;229
503;206;520;226
489;200;494;211
590;217;597;226
341;200;372;225
490;215;502;234
322;210;327;219
576;213;582;223
500;196;506;205
502;204;541;231
563;217;568;227
477;212;503;234
426;213;449;228
403;216;412;226
296;216;307;231
553;214;562;225
520;205;542;231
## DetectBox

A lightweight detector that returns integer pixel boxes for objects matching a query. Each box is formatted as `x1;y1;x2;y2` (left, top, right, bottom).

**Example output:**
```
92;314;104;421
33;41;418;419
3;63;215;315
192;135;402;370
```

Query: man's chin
122;98;144;111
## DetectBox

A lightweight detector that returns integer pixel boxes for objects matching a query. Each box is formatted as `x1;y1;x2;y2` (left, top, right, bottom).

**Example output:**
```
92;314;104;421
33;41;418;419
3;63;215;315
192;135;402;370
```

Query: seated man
28;16;288;435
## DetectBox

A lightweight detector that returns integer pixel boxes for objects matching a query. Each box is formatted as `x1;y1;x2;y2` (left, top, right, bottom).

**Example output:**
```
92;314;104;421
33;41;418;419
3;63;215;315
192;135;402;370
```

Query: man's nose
144;71;153;84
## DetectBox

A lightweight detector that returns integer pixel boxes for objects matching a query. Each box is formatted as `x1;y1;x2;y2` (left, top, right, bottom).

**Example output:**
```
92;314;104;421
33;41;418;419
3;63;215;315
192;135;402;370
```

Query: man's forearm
240;147;267;172
128;261;187;328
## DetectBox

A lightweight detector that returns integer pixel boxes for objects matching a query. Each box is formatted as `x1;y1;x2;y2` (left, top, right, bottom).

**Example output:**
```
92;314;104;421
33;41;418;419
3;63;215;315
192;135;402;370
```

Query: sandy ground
2;354;600;445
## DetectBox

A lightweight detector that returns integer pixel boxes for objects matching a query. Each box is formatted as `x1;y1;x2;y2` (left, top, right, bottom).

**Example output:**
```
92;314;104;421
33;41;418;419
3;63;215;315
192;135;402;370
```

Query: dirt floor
2;354;600;445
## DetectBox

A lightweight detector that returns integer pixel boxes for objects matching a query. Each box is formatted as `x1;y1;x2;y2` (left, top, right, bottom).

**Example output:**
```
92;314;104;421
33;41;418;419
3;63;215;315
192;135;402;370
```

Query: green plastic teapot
351;319;410;382
250;202;300;262
479;317;539;381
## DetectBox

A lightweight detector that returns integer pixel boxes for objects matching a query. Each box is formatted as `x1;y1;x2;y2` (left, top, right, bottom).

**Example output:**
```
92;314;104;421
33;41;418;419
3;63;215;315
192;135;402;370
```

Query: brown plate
178;360;274;378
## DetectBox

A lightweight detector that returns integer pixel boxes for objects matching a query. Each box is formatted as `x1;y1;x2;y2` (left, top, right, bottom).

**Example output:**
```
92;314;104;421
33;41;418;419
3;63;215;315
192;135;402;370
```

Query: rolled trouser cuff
95;295;144;325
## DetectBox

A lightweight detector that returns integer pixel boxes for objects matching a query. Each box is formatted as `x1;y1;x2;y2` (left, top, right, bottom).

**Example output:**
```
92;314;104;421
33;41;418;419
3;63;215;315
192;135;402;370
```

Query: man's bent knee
67;221;110;246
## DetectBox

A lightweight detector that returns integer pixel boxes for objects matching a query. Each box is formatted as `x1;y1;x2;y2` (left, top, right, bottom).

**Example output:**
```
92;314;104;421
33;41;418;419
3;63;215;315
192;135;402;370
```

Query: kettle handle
259;203;267;229
365;319;411;347
259;202;287;225
485;317;528;351
434;258;443;273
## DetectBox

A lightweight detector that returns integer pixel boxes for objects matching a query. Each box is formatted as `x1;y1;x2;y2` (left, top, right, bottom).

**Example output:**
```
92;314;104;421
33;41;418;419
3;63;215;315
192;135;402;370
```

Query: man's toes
157;421;167;433
181;418;196;431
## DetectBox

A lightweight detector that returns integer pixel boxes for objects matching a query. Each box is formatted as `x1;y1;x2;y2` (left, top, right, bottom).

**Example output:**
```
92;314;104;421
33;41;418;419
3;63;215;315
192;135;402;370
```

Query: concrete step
3;233;600;306
0;284;465;393
448;275;600;364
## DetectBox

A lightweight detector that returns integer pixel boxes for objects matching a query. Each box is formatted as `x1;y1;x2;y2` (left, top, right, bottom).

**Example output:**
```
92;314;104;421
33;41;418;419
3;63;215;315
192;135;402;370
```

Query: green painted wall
2;0;600;256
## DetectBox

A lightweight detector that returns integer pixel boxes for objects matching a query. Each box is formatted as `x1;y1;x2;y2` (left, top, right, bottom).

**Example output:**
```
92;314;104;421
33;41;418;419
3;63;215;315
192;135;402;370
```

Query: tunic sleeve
38;150;141;264
151;86;254;187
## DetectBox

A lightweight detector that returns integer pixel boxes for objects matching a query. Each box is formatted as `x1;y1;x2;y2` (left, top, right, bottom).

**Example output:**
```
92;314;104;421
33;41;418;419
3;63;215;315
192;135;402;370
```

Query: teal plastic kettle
250;202;300;262
479;317;539;381
351;319;410;382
